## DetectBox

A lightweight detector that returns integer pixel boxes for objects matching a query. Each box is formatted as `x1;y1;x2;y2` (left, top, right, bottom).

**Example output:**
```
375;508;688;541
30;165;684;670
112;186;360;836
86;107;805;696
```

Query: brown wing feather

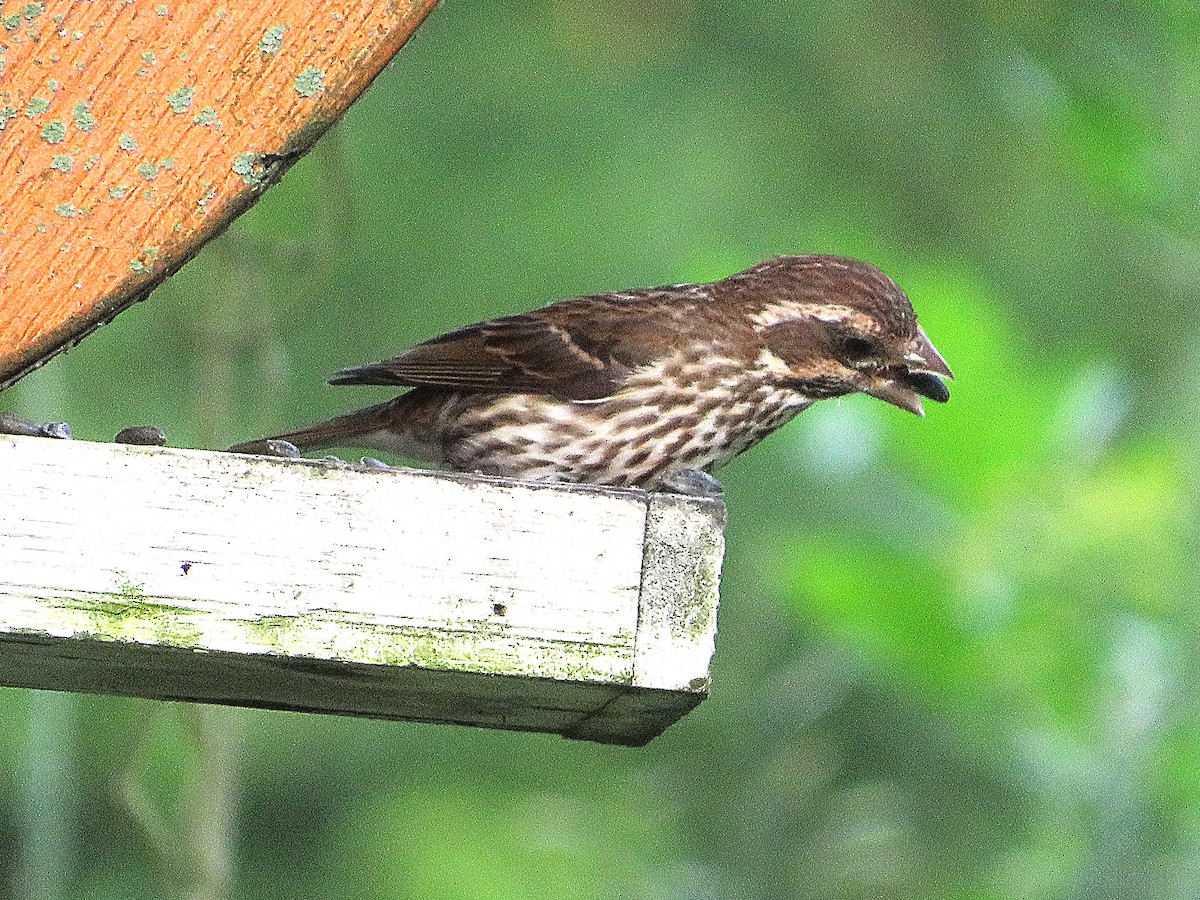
330;300;668;401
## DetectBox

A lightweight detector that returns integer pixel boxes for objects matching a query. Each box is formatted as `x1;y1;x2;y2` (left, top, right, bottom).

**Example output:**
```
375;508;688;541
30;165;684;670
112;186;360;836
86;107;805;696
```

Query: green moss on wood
259;24;286;54
293;67;325;98
72;101;96;131
165;85;194;113
40;120;66;143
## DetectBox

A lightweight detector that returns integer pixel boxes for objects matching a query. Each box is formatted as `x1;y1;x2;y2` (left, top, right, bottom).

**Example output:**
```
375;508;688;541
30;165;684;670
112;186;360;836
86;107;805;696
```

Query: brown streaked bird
229;255;952;494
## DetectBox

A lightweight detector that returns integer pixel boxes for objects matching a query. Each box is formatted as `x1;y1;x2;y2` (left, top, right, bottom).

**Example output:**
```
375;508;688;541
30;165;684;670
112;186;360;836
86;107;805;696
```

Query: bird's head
741;255;953;415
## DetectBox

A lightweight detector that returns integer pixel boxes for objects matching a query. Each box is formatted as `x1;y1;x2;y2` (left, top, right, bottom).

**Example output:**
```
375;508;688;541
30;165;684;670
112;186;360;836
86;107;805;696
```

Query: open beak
865;327;953;417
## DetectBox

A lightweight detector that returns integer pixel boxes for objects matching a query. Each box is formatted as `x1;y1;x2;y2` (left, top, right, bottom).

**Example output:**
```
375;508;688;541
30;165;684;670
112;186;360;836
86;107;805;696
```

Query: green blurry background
5;1;1198;897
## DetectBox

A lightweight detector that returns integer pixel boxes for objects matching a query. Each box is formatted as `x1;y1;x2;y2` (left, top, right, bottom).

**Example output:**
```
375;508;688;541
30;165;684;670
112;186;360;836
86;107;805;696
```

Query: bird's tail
228;401;396;455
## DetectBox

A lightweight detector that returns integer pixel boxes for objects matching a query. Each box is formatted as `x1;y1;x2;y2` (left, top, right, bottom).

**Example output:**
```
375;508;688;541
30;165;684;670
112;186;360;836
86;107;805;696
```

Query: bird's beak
905;327;953;380
865;327;953;417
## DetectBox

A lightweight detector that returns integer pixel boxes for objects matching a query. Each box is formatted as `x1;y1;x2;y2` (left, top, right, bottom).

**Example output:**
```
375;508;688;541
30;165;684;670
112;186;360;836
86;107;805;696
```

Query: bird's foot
0;412;73;439
658;468;724;498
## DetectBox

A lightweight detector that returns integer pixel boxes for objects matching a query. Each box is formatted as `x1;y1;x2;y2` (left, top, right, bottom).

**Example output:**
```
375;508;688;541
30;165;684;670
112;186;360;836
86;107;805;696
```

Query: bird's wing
329;303;664;401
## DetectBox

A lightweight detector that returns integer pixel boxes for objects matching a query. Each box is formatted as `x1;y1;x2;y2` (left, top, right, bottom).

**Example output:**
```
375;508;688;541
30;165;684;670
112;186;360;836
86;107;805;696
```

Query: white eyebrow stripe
751;303;857;328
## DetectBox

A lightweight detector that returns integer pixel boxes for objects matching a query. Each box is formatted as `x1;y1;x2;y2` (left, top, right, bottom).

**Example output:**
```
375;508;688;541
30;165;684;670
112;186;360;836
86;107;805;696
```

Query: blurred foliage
5;1;1200;898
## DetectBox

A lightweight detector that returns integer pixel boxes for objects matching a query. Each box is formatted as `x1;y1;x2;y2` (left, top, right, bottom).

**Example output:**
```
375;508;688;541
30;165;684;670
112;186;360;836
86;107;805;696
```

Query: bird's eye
840;335;881;366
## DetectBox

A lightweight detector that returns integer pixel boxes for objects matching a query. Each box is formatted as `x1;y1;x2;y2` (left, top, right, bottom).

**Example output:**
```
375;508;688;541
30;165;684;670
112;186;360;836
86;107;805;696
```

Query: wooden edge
0;631;663;744
0;435;725;745
563;494;725;744
636;493;725;691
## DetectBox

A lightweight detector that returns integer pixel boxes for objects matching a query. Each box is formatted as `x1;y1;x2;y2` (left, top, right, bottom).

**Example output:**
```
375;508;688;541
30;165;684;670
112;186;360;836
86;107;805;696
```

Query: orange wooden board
0;0;438;389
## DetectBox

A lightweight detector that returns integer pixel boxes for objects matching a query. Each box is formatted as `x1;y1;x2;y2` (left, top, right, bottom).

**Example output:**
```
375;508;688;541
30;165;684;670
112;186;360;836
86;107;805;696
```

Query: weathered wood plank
0;0;438;387
0;435;724;745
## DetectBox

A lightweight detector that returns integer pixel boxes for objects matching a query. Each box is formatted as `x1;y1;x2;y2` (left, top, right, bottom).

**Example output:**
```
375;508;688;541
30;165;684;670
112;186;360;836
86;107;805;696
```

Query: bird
229;255;952;495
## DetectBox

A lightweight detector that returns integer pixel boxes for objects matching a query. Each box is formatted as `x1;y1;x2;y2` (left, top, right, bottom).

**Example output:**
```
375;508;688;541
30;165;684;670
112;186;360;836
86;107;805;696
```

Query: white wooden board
0;434;724;745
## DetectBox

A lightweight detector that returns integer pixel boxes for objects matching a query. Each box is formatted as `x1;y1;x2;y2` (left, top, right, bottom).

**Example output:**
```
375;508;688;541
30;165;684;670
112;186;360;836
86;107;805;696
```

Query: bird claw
658;468;724;498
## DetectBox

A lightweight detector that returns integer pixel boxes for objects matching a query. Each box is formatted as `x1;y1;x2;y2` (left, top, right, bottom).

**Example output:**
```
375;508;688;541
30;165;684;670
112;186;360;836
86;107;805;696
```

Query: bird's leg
657;467;725;498
0;412;73;439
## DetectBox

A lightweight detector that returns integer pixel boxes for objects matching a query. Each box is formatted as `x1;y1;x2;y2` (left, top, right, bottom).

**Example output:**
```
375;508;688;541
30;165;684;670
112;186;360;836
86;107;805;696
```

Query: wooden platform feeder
0;436;724;745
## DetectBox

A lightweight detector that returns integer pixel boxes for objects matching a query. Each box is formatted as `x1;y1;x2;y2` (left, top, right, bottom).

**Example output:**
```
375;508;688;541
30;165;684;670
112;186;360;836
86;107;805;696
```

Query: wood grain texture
0;0;438;388
0;435;725;745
